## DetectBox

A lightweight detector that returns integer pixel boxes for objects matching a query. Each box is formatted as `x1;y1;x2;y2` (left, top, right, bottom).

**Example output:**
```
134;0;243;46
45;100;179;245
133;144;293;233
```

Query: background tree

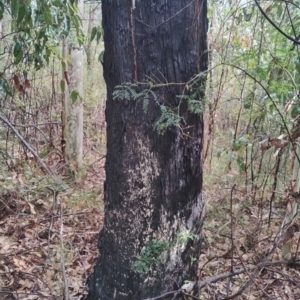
62;0;84;173
0;2;105;297
0;0;84;172
198;0;300;298
88;0;208;299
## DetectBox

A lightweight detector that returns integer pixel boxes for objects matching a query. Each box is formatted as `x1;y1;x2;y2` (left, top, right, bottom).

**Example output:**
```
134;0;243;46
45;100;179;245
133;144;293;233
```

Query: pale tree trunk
287;146;300;224
63;0;84;171
88;0;208;299
86;6;95;69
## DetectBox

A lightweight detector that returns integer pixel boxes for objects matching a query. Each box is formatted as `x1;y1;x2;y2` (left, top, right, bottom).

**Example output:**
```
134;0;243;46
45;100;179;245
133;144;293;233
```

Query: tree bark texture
88;0;208;299
64;46;83;168
63;0;84;170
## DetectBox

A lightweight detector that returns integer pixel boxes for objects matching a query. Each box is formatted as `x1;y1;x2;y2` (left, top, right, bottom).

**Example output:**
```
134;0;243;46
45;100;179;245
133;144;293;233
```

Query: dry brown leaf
19;279;33;289
27;202;36;215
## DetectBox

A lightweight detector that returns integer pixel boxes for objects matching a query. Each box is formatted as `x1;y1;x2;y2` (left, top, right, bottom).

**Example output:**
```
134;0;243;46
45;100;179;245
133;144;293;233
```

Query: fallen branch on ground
0;113;66;190
142;259;300;300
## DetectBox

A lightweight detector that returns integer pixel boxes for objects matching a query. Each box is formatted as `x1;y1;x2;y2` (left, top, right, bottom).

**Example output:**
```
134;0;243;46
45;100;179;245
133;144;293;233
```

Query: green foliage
134;232;199;274
113;79;206;134
203;0;300;231
60;80;65;93
216;135;251;173
113;83;138;100
184;78;207;115
70;90;80;103
0;0;83;73
13;41;23;65
188;99;205;114
98;50;104;64
90;25;102;44
177;231;198;244
153;105;182;134
113;82;158;112
134;239;169;273
0;78;12;96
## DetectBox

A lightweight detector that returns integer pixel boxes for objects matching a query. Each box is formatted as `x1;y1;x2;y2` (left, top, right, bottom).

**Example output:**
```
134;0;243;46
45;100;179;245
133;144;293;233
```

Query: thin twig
59;195;69;300
135;0;196;29
9;122;61;127
295;234;300;261
2;245;44;257
88;155;106;167
47;187;57;259
0;114;66;190
235;252;272;300
254;0;300;45
0;199;17;215
0;114;54;175
143;290;180;300
227;184;236;297
230;184;236;272
142;260;300;300
268;149;282;227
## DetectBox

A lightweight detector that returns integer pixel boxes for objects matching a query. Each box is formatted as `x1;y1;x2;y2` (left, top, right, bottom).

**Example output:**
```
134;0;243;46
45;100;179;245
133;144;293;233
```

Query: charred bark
88;0;208;299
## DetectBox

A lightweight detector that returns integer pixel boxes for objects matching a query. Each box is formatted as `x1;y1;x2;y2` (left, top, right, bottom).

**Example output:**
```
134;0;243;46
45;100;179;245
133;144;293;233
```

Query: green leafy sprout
134;239;169;274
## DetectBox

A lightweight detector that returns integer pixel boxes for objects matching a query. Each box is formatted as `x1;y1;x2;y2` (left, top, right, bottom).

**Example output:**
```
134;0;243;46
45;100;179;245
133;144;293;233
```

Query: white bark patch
187;193;205;229
153;208;188;271
121;128;160;251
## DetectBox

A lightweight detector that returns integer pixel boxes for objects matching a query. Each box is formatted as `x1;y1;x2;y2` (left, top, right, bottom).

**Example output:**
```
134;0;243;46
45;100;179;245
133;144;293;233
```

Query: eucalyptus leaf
13;42;23;64
11;0;20;18
71;90;80;103
0;78;12;96
91;27;97;42
0;2;4;20
60;80;65;93
17;5;26;23
98;50;104;63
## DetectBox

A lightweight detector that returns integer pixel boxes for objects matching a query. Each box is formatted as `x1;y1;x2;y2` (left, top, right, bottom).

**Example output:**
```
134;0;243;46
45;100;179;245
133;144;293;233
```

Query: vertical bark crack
131;1;137;81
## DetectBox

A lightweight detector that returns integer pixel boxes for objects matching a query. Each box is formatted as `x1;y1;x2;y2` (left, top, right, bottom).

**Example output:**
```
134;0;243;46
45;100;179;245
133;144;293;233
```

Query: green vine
112;82;158;113
112;74;206;134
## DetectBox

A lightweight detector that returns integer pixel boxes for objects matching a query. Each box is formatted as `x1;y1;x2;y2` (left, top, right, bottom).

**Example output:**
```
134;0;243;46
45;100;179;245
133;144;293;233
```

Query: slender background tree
88;0;208;299
62;0;84;173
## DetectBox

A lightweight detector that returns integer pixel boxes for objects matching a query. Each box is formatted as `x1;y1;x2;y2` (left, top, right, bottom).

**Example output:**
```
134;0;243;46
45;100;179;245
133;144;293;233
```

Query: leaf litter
0;157;104;300
201;166;300;300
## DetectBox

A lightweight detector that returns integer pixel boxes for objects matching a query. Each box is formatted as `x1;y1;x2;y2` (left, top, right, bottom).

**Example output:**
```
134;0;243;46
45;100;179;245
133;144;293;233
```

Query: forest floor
200;155;300;299
0;150;105;300
1;141;300;299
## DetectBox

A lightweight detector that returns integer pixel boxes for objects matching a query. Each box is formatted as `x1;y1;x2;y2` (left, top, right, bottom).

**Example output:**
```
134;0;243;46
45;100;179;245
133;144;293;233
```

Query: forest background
1;0;300;299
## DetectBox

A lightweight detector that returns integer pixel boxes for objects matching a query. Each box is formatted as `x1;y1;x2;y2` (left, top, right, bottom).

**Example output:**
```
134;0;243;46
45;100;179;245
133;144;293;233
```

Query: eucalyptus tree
62;0;84;171
0;0;82;87
207;0;300;265
0;0;84;170
88;0;208;299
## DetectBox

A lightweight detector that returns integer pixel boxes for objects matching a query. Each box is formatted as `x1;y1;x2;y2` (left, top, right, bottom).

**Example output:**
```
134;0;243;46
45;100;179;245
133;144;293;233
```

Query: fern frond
113;83;138;100
188;99;204;114
143;94;149;112
154;105;181;134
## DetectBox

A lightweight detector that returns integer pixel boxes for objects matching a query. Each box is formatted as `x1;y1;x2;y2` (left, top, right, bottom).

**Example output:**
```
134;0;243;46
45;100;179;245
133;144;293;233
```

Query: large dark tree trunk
88;1;208;299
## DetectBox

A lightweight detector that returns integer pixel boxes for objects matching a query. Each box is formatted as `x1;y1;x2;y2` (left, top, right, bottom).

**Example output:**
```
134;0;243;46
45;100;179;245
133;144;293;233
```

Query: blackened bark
88;0;208;299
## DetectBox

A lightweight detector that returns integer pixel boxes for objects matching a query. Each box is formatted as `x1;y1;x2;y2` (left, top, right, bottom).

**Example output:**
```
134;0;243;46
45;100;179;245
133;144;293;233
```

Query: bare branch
254;0;300;45
142;260;300;300
0;113;66;190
